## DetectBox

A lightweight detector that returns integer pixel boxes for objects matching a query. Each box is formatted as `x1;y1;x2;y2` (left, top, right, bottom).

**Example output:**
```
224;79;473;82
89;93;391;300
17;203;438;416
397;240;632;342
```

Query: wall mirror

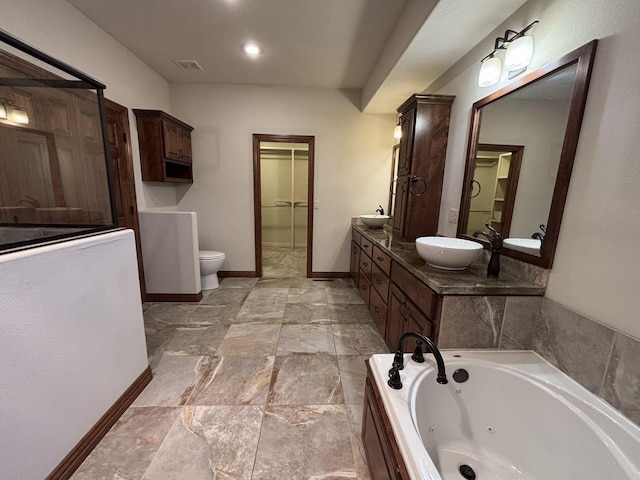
457;40;597;268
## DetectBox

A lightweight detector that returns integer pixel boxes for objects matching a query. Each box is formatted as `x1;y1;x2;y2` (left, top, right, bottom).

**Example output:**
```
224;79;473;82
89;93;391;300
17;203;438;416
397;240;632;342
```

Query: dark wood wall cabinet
133;109;194;183
393;94;455;242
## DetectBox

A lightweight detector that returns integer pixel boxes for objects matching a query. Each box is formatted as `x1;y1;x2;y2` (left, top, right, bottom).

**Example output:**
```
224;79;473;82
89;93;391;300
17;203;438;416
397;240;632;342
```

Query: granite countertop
352;220;545;296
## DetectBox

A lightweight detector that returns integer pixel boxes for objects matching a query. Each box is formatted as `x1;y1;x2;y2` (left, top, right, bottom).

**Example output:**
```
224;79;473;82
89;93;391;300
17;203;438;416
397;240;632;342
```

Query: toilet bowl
199;250;226;290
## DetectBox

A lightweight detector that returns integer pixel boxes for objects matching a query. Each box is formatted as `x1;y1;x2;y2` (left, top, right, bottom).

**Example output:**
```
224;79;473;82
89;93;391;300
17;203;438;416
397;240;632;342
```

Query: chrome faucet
473;223;502;277
387;332;448;389
375;205;385;215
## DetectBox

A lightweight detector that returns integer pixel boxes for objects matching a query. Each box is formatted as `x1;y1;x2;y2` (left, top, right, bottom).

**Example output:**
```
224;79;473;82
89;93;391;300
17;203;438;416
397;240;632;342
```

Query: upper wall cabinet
392;94;455;242
133;109;194;183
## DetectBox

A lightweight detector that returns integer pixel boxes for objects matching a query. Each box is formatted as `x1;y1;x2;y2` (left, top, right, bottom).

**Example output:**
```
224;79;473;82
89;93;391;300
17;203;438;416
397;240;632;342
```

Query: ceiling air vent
173;59;204;71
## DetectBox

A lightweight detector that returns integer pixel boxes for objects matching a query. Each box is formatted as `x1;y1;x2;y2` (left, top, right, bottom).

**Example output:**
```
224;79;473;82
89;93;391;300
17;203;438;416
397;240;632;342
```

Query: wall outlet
449;208;459;223
314;200;320;210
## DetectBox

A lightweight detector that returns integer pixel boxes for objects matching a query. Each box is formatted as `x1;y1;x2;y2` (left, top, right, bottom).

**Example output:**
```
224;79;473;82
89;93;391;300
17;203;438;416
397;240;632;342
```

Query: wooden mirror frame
457;39;598;269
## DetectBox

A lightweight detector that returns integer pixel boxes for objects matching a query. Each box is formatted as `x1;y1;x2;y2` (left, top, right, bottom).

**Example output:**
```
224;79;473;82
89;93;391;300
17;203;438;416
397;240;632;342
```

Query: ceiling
66;0;529;113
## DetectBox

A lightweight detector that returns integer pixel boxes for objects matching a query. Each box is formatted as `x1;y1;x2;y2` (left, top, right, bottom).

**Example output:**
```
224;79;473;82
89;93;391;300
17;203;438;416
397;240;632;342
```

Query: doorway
253;134;314;277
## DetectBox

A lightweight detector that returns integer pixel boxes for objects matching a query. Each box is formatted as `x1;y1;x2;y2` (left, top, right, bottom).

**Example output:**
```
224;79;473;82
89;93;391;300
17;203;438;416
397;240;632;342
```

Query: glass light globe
504;35;533;71
478;56;501;87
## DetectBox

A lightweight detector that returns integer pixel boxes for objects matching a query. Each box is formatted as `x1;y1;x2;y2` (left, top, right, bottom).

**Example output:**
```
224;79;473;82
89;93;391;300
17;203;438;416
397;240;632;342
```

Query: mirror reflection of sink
415;236;483;270
360;214;390;228
504;238;541;255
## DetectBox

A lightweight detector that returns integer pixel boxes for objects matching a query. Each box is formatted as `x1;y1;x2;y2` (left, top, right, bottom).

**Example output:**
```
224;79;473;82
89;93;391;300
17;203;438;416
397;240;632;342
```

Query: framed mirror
457;40;597;268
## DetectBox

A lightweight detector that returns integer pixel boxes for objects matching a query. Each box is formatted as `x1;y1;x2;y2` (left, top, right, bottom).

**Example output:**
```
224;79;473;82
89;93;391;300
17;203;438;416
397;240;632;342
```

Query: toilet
199;250;226;290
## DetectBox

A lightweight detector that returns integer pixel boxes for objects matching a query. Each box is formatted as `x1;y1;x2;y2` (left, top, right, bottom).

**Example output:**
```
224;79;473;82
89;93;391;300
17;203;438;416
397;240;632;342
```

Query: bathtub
367;351;640;480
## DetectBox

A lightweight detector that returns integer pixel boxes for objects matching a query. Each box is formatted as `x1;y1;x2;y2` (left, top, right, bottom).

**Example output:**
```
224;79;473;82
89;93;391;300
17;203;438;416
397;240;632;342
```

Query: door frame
105;98;146;301
252;134;314;277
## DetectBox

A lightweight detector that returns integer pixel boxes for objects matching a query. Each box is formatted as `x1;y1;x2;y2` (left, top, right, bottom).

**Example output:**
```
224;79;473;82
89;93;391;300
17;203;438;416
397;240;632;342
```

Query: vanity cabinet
387;263;439;352
392;94;455;242
363;363;409;480
352;227;442;351
133;109;194;183
352;229;392;336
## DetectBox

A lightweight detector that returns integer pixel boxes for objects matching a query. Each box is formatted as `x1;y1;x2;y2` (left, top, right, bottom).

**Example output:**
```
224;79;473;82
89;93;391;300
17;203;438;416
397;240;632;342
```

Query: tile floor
71;275;389;479
262;246;307;277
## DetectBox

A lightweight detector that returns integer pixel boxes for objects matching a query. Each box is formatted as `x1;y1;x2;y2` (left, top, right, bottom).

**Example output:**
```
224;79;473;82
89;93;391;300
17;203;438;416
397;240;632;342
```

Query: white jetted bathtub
368;351;640;480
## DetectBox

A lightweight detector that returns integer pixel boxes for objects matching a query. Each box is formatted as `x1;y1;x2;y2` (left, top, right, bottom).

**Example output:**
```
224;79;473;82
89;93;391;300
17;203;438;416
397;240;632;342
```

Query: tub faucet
388;332;448;389
473;223;502;277
376;205;385;215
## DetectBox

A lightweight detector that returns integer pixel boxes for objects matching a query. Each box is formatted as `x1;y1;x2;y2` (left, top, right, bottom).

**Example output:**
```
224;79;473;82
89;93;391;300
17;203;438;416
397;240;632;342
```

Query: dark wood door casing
252;133;315;278
105;99;146;301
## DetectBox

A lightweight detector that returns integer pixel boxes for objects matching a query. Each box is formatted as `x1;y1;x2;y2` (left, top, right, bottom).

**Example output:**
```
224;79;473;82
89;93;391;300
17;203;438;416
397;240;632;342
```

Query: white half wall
0;0;175;210
139;210;201;294
0;230;148;479
430;0;640;339
170;85;396;273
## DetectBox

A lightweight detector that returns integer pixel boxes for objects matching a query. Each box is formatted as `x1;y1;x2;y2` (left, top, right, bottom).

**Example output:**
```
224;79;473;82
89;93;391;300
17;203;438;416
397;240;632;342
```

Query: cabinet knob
375;279;382;285
362;262;369;267
373;306;380;313
377;256;384;262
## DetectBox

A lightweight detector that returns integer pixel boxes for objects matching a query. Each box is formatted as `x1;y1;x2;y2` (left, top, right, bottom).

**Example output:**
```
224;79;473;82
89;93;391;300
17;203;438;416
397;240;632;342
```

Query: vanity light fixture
243;42;263;57
394;124;402;140
10;106;29;124
478;55;502;87
478;20;538;87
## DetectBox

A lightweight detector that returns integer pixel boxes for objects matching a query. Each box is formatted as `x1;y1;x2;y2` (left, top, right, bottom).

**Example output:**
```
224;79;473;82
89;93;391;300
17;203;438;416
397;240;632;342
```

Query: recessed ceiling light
243;42;263;57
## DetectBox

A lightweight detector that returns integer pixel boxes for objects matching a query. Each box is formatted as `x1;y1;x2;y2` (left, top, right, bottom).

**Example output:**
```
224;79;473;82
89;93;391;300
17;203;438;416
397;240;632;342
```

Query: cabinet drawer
391;262;436;318
352;228;362;246
371;262;389;303
369;287;388;337
359;251;373;278
360;237;373;257
372;245;392;276
358;270;371;305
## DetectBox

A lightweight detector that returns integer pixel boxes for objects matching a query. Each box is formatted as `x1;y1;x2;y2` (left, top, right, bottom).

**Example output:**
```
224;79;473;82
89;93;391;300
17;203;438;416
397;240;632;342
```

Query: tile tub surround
528;298;640;426
71;276;383;479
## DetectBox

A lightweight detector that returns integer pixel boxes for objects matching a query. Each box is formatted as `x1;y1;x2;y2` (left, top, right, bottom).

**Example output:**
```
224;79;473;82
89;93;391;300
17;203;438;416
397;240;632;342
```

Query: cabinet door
350;241;360;286
358;270;371;306
392;175;408;234
363;378;405;480
369;287;388;338
387;284;406;351
397;109;415;176
178;127;192;163
161;120;180;161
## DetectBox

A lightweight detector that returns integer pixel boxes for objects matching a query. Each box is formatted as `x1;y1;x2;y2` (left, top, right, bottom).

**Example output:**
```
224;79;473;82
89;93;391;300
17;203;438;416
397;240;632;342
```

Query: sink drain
459;464;477;480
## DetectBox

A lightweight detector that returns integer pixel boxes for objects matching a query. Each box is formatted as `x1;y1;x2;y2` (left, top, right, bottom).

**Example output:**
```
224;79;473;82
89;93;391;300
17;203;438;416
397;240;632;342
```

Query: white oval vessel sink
504;238;541;255
415;236;483;270
360;214;390;228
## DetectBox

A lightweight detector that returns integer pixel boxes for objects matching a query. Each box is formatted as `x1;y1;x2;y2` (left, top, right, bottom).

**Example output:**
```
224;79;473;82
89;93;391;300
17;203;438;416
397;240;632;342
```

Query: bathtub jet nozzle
388;332;448;389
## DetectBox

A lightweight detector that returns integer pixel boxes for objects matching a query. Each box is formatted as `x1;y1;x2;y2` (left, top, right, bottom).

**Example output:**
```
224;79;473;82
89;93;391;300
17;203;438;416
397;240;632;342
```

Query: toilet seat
199;250;225;260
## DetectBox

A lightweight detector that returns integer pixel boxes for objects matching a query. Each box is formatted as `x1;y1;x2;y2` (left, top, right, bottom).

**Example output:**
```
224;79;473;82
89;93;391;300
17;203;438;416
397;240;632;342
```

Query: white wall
139;210;201;294
0;230;148;479
170;84;395;272
431;0;640;339
0;0;176;210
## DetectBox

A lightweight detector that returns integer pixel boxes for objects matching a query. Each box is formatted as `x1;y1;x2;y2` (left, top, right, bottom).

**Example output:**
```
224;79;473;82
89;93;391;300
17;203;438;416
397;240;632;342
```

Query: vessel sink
504;238;542;255
415;236;483;270
360;214;390;228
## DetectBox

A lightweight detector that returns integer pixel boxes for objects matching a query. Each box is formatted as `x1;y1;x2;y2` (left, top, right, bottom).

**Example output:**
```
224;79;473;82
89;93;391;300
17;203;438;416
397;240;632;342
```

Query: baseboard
46;366;153;480
219;270;258;278
145;292;203;302
309;272;351;279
